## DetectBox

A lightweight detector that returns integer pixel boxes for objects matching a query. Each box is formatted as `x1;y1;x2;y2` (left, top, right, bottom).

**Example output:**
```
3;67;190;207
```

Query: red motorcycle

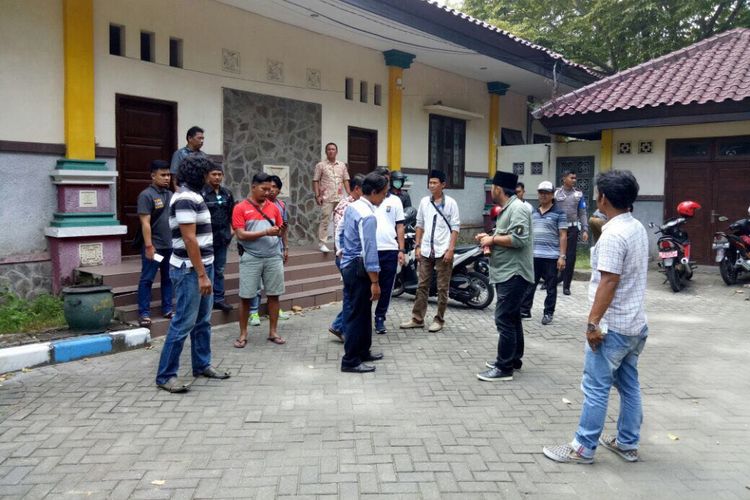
649;201;701;292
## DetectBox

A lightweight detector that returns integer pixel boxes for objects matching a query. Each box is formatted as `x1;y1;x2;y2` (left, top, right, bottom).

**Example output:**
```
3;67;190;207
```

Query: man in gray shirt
170;126;206;190
136;160;173;327
554;170;589;295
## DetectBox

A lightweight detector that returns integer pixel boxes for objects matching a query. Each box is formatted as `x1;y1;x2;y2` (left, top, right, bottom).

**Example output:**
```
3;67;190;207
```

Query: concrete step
126;284;344;338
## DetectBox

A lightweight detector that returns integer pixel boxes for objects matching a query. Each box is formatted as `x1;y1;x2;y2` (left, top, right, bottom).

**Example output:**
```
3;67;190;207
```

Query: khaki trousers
318;201;337;244
411;255;452;324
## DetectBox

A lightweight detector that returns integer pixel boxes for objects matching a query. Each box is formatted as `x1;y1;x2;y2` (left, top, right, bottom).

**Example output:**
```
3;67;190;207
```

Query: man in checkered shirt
544;170;649;465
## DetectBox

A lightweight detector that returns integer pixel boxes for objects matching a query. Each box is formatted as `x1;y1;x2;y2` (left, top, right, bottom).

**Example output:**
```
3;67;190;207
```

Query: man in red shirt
232;172;285;348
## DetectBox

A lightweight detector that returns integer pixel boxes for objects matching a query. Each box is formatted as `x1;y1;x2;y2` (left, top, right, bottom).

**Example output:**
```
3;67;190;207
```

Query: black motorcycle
713;214;750;285
649;217;696;292
392;207;494;309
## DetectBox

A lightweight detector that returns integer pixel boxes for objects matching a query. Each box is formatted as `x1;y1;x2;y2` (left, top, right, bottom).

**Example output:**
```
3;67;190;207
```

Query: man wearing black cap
202;162;236;312
475;171;533;381
400;170;460;333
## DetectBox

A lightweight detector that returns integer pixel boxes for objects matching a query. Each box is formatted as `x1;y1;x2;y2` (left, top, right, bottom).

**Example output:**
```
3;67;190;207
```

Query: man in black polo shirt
202;163;236;312
137;160;173;327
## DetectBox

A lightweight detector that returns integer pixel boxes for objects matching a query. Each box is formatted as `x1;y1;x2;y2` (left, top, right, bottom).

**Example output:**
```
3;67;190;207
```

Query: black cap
150;159;170;172
428;169;446;183
492;171;518;190
207;161;223;173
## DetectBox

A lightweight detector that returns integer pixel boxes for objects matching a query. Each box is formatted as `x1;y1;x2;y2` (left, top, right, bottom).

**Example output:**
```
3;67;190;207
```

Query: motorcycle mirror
718;216;729;222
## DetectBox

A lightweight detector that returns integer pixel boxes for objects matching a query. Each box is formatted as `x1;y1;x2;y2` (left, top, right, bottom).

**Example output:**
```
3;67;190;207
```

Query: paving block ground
1;270;749;499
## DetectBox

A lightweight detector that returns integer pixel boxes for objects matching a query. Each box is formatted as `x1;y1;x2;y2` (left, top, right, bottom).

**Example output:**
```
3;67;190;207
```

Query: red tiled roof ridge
534;27;750;118
420;0;603;79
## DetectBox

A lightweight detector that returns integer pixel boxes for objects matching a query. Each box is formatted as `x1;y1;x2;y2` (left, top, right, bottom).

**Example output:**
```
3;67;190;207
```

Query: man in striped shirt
155;156;230;393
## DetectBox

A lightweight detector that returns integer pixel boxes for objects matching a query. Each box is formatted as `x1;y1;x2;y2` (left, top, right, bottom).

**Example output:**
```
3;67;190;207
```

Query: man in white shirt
372;167;406;335
544;170;649;465
515;182;534;213
400;170;460;333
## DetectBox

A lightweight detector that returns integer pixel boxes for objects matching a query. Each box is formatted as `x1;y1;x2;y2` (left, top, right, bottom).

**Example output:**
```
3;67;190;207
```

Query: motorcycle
649;200;701;293
392;207;494;309
712;207;750;285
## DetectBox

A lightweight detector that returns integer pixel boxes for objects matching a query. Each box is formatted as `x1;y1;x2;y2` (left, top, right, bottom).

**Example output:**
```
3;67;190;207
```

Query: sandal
139;316;152;328
267;336;286;345
163;311;174;319
156;377;189;393
233;337;248;349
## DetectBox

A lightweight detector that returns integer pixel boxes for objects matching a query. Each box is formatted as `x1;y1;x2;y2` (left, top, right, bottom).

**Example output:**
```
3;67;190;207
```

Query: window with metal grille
428;114;465;189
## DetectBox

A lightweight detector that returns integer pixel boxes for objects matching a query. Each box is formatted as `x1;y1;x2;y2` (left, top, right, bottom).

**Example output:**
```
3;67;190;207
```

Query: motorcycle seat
454;245;477;254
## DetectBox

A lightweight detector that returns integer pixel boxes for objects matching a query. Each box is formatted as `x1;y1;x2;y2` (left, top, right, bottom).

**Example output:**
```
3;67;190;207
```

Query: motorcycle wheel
464;271;494;309
719;255;739;285
391;275;405;297
665;266;683;293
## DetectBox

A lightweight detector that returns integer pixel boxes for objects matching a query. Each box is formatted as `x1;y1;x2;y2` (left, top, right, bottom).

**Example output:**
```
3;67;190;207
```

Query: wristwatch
559;255;566;260
587;322;599;332
398;249;406;254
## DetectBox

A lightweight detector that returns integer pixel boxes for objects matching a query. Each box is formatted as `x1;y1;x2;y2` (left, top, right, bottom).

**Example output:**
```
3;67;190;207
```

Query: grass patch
575;245;591;270
0;292;66;335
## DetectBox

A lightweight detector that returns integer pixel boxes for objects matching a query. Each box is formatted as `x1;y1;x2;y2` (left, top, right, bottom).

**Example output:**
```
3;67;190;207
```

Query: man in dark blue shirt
202;163;235;312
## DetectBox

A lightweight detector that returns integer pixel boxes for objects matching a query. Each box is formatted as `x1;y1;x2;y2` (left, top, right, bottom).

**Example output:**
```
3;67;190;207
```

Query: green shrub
0;292;66;334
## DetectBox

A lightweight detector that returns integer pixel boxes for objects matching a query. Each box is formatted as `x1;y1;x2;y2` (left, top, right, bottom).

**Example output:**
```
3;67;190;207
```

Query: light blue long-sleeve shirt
340;197;380;273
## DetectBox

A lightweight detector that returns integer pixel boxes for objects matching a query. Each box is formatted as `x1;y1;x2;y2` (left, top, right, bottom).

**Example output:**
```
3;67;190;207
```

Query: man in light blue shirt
339;173;389;373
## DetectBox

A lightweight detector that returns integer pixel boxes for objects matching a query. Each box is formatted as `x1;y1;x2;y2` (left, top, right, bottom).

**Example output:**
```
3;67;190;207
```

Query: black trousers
521;257;559;316
494;275;530;372
374;250;399;320
341;262;374;369
559;226;579;289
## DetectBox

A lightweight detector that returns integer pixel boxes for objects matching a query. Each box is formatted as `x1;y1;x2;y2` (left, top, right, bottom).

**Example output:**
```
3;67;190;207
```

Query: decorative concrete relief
306;68;321;89
222;49;240;74
223;88;322;245
266;59;284;82
263;165;290;198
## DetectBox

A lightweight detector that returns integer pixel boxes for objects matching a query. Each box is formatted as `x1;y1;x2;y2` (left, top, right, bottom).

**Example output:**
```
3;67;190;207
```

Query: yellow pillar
487;94;499;177
383;50;414;171
486;82;509;177
63;0;95;160
600;129;613;172
387;66;403;171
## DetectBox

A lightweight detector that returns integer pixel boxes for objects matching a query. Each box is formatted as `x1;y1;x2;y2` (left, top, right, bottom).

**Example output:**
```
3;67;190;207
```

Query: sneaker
476;367;513;381
328;327;343;342
213;301;234;312
598;435;639;462
520;312;531;319
484;360;522;370
400;319;424;329
250;313;261;326
319;244;331;253
542;314;553;325
279;309;290;320
563;288;571;296
428;321;443;333
375;317;386;335
542;443;593;464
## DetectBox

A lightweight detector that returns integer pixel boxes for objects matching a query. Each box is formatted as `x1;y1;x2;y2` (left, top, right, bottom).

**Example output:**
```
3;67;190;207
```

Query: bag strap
430;198;452;231
248;200;276;227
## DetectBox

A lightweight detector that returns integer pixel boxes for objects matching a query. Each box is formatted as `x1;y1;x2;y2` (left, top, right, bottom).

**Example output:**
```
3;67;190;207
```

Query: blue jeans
374;250;398;321
331;255;349;334
212;244;228;303
572;326;649;458
138;248;173;317
155;264;214;385
249;291;261;314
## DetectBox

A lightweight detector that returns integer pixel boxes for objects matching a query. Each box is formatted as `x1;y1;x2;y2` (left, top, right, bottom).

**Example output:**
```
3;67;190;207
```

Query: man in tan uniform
313;142;350;252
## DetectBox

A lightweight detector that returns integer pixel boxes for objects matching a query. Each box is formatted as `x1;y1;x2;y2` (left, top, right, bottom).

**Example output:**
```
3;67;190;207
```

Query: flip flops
267;336;286;345
233;337;247;348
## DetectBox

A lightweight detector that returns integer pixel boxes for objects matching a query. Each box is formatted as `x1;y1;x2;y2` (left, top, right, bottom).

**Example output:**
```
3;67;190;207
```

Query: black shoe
476;367;513;381
341;363;376;373
520;312;531;319
363;352;384;362
374;317;387;335
213;301;234;312
563;288;571;296
328;327;343;342
542;314;553;325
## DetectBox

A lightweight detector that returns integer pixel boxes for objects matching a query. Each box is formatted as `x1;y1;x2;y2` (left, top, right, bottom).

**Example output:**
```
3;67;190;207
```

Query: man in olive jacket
475;171;534;381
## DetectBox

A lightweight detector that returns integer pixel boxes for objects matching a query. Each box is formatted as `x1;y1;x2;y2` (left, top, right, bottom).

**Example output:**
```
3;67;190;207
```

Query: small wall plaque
79;242;104;266
263;165;290;198
79;190;97;208
306;68;321;89
267;59;284;82
222;48;240;74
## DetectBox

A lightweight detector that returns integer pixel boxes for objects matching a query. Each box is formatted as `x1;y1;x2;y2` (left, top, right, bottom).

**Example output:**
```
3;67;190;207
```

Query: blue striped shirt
340;198;380;273
531;205;567;259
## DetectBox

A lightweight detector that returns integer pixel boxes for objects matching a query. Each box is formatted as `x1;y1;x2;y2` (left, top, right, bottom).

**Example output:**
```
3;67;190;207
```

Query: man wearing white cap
520;181;568;325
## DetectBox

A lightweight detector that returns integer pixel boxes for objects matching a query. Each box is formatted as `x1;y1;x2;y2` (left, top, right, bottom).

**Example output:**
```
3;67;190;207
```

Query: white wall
0;0;64;143
611;121;750;195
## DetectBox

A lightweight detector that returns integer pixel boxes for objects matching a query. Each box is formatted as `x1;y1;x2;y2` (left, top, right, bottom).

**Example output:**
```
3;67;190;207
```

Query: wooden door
347;127;377;177
116;95;177;254
663;162;712;264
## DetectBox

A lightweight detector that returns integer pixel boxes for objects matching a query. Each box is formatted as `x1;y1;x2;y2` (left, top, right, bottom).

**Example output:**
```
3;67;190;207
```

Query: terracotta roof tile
535;28;750;119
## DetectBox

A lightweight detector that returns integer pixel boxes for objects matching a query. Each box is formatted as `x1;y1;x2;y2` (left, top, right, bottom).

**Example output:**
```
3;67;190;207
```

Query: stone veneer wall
223;88;322;246
0;261;52;299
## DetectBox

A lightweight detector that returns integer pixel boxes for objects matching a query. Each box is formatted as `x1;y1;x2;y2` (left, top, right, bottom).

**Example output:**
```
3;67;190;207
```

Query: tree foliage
460;0;750;74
